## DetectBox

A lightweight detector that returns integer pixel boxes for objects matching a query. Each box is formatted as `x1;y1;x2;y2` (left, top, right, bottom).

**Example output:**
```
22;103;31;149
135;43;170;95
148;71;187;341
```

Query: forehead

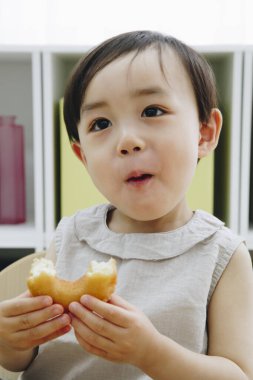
83;47;195;103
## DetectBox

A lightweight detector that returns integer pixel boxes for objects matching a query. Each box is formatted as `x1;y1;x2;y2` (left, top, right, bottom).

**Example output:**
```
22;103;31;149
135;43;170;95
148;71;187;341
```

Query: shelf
0;49;44;251
245;231;253;251
43;48;91;247
202;51;243;231
240;51;253;249
0;223;42;248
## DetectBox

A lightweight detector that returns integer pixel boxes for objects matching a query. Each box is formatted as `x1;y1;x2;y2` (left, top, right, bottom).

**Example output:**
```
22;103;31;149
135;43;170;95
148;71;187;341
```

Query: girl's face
77;48;204;231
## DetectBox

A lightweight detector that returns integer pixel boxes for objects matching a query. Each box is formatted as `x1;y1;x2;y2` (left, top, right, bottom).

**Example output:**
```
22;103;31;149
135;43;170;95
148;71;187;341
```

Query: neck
107;201;193;234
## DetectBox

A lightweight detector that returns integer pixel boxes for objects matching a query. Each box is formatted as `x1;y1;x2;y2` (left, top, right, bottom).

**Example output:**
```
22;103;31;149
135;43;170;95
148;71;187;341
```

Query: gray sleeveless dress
20;204;244;380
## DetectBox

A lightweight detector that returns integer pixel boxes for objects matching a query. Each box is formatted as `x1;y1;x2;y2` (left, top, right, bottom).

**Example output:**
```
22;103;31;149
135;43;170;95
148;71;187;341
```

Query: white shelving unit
42;47;90;247
0;48;44;250
0;44;252;262
200;48;243;233
240;48;253;249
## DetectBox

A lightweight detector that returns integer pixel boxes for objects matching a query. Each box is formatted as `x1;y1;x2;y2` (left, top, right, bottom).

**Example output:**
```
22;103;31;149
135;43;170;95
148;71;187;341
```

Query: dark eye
90;118;111;132
142;106;165;117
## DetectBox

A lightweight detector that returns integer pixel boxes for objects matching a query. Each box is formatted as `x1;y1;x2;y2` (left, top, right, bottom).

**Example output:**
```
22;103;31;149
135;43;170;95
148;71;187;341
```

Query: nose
117;129;146;156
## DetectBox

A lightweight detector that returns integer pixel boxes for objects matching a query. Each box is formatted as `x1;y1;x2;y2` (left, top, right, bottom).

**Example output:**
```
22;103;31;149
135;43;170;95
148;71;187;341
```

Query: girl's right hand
0;291;71;353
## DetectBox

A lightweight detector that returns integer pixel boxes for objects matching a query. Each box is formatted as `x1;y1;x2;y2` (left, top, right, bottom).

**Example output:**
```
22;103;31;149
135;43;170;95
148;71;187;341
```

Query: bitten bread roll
27;257;117;309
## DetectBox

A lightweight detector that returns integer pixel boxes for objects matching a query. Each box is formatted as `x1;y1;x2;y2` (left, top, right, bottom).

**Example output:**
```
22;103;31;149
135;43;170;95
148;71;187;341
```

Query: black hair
64;30;217;142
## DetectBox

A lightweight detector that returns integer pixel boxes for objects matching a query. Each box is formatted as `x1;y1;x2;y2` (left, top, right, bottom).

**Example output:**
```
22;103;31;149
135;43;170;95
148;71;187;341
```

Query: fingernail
43;296;52;306
53;305;64;315
69;302;78;313
60;314;70;325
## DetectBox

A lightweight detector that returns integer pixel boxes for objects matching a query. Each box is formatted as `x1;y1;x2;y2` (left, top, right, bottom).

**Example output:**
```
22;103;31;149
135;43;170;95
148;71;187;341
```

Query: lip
125;170;154;185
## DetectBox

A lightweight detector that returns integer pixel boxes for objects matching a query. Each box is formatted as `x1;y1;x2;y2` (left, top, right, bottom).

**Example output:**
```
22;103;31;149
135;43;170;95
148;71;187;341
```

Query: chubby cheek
165;137;198;193
80;139;109;187
85;156;117;200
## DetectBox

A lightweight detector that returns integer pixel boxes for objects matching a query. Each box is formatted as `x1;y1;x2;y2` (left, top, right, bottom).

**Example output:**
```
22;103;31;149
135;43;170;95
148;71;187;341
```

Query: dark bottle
0;116;26;223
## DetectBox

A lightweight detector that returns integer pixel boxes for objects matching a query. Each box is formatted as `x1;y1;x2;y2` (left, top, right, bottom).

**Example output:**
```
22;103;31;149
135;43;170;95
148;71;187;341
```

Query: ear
71;142;87;167
198;108;222;159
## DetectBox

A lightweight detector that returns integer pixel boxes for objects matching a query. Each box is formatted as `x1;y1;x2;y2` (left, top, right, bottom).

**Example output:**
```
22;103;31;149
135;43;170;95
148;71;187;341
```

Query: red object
0;116;26;223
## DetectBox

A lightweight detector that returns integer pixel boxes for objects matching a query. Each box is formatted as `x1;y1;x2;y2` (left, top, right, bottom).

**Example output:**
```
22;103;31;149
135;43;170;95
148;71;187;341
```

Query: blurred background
0;0;253;46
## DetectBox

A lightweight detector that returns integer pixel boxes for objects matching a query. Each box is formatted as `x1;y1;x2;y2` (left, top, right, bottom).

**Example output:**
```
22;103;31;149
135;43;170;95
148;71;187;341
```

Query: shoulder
194;210;243;254
194;210;246;302
53;203;109;253
213;242;252;290
196;210;245;271
56;203;109;234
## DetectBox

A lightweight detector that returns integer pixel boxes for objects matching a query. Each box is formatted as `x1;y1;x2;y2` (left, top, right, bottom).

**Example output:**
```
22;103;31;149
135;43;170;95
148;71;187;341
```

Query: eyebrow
81;86;168;114
131;86;168;97
81;101;108;114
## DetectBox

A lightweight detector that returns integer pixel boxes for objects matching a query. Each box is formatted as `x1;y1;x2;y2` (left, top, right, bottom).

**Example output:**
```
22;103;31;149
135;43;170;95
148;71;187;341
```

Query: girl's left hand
68;294;161;369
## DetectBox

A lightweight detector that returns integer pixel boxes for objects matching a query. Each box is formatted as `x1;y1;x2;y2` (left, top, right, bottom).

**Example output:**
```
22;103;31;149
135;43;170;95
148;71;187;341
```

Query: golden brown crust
27;259;117;309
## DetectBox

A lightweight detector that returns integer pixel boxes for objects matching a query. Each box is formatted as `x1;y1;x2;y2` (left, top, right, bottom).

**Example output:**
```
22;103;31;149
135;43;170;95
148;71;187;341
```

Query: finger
15;313;71;344
1;296;53;317
69;302;122;339
7;304;65;333
109;294;137;311
79;295;131;327
71;314;115;352
75;329;109;359
35;324;71;346
17;290;32;298
15;324;71;350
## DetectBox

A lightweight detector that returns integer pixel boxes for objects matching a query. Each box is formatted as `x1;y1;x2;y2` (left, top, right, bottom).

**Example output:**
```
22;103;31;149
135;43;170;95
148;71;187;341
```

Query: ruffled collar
74;204;224;261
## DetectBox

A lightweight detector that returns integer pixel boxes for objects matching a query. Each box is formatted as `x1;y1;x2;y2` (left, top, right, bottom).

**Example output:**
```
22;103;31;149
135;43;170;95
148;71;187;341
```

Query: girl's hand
69;294;161;369
0;291;71;352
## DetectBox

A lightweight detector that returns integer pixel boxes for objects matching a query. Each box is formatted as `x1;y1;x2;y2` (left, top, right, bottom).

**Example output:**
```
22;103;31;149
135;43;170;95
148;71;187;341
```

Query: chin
121;203;172;222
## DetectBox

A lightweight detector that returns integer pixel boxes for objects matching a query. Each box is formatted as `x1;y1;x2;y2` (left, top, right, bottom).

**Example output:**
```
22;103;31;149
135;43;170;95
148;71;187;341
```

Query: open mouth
127;173;153;183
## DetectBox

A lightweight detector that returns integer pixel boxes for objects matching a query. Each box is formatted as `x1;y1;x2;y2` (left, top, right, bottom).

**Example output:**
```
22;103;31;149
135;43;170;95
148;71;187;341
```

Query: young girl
1;30;253;380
